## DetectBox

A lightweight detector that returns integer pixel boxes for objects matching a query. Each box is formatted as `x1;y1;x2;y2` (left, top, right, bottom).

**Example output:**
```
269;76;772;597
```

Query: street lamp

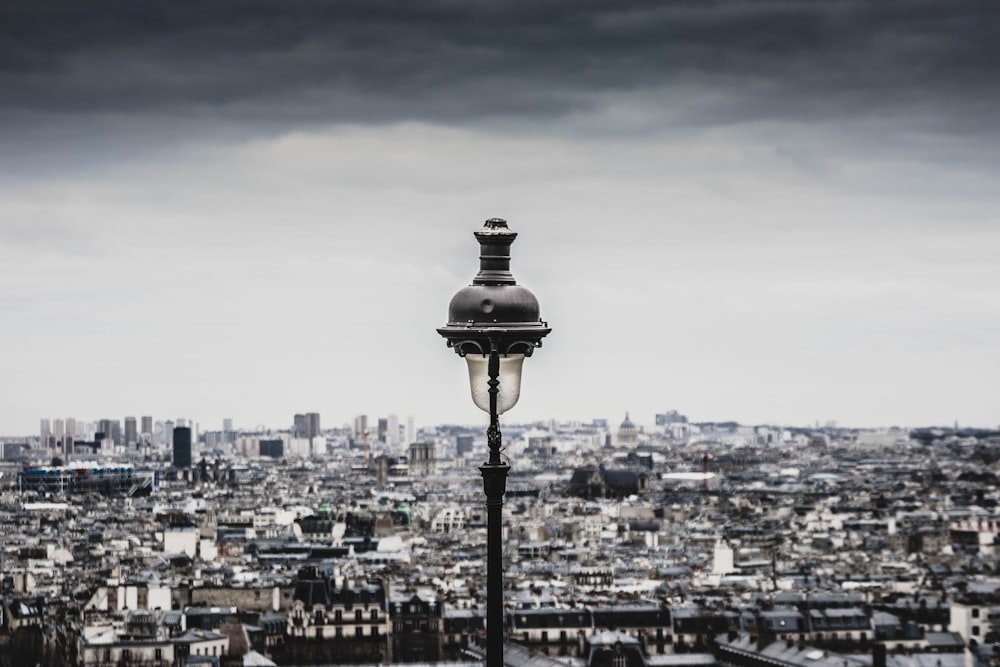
438;217;551;667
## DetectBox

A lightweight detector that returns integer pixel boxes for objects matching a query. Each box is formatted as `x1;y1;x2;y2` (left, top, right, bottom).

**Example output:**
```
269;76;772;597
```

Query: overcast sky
2;0;998;435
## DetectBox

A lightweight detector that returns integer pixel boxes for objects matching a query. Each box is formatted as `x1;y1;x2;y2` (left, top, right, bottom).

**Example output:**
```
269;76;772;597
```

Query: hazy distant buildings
354;414;368;438
655;410;688;425
172;426;192;469
124;416;138;447
616;412;639;447
409;441;435;477
293;412;320;439
456;434;474;455
387;413;399;448
140;415;153;444
99;418;122;446
260;439;284;459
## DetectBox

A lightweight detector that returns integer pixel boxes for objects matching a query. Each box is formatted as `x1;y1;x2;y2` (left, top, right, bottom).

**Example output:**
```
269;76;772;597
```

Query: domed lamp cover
438;218;551;415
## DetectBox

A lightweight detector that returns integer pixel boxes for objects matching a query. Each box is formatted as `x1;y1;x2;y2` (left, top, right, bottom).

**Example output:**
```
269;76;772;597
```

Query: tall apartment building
354;415;369;439
124;417;138;447
173;427;192;469
387;414;399;448
98;419;122;446
140;415;153;442
293;413;320;439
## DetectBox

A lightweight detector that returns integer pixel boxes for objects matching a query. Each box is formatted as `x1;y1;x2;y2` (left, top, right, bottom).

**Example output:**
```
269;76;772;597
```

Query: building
566;464;649;499
260;439;284;459
390;591;442;663
124;416;138;447
456;435;474;455
140;415;153;444
40;418;52;448
16;464;154;496
354;415;369;438
616;412;639;447
99;418;122;446
173;426;192;469
286;567;389;663
409;442;435;477
293;412;321;440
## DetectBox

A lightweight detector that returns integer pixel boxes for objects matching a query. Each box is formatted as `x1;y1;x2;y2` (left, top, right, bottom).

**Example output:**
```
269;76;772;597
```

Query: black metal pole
480;347;508;667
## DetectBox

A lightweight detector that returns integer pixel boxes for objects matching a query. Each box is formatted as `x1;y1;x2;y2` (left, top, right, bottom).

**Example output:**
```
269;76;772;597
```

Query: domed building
616;412;639;448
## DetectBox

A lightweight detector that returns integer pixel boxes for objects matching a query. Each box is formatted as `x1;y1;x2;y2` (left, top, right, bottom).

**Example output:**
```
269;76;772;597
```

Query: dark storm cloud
1;0;998;135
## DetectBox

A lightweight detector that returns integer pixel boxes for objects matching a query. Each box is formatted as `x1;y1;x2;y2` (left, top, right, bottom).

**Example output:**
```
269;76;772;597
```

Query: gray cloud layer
2;0;998;134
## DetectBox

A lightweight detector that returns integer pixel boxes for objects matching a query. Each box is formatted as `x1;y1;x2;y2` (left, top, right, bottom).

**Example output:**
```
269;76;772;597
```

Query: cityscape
1;409;999;667
3;1;999;667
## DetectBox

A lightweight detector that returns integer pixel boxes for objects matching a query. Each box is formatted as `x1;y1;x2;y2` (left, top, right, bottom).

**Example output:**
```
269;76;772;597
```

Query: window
356;610;363;622
155;648;162;661
371;610;378;621
356;627;363;637
973;626;981;636
613;654;627;667
336;627;343;638
122;649;131;661
973;609;981;618
542;631;548;643
335;610;342;622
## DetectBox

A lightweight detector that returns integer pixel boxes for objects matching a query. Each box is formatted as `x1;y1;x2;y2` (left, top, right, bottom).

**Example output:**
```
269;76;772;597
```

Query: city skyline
2;1;998;434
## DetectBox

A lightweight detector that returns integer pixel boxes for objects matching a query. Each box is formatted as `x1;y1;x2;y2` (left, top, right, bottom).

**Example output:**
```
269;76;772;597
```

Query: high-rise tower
173;427;192;469
124;417;138;447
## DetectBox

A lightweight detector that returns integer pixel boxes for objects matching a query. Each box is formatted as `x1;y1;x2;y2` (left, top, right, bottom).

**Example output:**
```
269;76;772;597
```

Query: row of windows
103;646;220;661
320;609;380;622
316;626;381;638
523;630;672;643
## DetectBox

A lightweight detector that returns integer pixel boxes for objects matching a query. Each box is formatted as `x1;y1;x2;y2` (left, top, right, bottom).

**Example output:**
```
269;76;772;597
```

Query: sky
1;0;999;435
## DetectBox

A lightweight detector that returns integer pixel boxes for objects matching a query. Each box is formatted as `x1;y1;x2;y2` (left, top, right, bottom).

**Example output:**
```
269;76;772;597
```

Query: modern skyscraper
124;416;138;446
387;414;399;448
406;416;415;445
141;415;153;437
65;417;77;456
173;427;192;469
40;419;51;447
354;415;368;439
164;421;175;447
292;412;320;439
98;419;122;446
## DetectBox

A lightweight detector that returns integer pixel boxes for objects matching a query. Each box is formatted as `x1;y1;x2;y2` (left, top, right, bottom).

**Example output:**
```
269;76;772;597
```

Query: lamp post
438;218;551;667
